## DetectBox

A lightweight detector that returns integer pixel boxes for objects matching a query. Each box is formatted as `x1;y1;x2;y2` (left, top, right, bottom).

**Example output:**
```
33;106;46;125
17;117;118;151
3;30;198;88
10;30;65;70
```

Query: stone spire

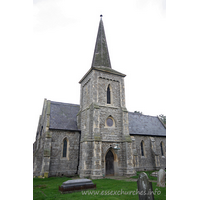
91;16;112;68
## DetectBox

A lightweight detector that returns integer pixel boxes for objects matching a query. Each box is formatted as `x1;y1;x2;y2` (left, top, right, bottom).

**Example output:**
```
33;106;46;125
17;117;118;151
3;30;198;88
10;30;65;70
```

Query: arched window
107;85;111;104
63;138;67;157
160;142;164;156
141;141;144;156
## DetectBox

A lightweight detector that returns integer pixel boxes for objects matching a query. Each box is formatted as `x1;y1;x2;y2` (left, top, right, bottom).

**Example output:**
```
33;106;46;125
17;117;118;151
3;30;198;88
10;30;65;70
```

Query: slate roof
49;101;166;137
128;112;166;136
49;101;80;131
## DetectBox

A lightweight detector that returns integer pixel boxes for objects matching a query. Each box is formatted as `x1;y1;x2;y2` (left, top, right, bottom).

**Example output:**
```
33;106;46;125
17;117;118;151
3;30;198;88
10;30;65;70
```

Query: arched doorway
105;150;114;175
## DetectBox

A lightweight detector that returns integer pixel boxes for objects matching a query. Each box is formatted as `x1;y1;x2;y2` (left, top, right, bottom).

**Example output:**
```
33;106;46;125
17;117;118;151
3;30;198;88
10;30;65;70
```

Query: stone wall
78;68;136;179
100;107;122;141
98;77;120;107
131;135;166;171
49;130;80;177
33;99;81;177
101;142;124;176
33;99;50;176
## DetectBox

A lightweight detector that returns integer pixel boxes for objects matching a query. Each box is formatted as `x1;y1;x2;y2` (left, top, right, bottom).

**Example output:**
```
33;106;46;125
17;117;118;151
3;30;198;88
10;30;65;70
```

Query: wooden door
106;150;114;175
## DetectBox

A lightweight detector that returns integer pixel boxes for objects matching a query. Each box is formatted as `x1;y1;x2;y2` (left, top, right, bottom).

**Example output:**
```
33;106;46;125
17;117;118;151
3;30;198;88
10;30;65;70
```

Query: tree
158;114;166;125
133;111;143;114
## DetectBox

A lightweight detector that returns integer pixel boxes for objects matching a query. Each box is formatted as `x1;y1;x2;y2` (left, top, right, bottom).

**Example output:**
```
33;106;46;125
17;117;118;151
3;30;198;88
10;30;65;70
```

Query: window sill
60;157;69;160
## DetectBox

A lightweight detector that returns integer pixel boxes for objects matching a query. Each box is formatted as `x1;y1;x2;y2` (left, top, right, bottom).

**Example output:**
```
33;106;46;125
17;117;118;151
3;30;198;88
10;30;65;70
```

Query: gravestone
59;179;96;193
157;169;166;187
150;171;158;177
137;172;154;200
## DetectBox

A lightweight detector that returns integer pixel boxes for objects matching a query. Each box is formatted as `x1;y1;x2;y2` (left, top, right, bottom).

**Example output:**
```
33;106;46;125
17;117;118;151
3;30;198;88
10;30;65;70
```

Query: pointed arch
105;150;114;175
141;140;145;156
104;147;119;176
160;141;164;156
62;137;69;158
107;84;111;104
105;147;118;162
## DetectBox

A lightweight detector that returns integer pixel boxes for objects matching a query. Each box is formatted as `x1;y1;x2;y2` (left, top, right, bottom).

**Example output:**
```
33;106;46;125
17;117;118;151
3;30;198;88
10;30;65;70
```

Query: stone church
33;17;166;179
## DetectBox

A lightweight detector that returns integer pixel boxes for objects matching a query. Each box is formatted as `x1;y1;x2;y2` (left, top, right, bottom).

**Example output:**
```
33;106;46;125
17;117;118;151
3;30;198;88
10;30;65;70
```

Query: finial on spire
100;14;103;18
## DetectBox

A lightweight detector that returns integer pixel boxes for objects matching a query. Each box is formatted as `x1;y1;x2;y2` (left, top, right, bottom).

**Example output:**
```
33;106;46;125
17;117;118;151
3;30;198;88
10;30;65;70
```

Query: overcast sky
32;0;167;142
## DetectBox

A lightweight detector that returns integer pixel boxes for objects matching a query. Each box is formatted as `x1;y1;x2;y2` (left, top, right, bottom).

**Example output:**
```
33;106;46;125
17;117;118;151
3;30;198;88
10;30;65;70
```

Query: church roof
49;101;166;137
49;101;80;131
128;112;166;137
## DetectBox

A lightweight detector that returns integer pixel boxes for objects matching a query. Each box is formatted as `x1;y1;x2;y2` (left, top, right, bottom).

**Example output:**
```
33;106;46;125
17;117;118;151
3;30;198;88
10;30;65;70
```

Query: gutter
129;133;166;137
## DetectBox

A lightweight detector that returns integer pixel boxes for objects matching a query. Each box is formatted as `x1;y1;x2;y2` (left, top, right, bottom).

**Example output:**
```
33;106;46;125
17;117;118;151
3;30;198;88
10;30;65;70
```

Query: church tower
77;16;135;179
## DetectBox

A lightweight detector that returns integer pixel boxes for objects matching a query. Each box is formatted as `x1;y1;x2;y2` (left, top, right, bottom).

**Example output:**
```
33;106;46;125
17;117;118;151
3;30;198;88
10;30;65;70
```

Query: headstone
137;172;154;200
59;179;96;193
150;171;158;177
157;169;166;187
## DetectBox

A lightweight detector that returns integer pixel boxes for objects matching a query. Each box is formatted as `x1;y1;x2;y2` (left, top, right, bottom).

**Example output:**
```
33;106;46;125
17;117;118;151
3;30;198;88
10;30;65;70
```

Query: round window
107;118;113;127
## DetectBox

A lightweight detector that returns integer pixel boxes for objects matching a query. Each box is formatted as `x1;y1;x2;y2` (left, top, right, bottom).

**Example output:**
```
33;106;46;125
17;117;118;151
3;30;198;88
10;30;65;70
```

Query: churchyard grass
33;176;166;200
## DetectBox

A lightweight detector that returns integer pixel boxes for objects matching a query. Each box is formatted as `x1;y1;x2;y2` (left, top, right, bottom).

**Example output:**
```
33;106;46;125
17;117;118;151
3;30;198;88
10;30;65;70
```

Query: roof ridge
51;101;80;106
128;112;157;118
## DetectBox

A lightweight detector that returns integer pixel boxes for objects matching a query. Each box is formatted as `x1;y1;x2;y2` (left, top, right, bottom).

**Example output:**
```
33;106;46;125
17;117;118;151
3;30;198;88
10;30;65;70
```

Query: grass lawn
33;176;166;200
